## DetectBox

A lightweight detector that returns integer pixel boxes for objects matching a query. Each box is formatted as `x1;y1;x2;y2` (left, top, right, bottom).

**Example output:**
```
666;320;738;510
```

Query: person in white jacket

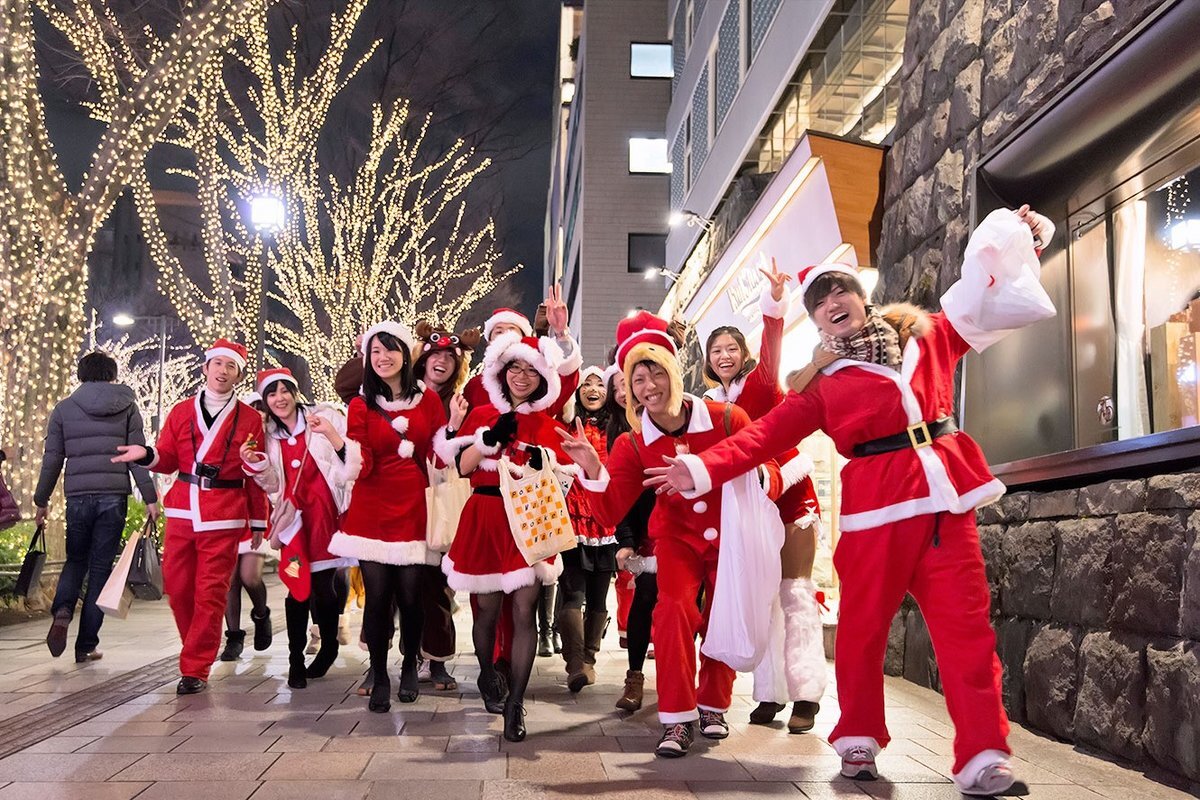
241;368;362;689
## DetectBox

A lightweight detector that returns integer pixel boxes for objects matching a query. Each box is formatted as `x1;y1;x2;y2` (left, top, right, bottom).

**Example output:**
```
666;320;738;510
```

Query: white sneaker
840;745;878;780
305;625;320;655
959;762;1015;796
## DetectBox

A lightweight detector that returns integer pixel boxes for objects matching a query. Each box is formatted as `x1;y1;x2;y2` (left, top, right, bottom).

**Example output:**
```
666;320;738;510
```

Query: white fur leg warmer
751;596;788;704
780;577;828;703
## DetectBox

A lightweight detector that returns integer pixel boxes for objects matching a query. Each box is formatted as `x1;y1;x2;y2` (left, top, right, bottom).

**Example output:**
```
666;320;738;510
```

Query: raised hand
556;419;601;478
112;444;148;464
643;455;696;496
545;282;569;337
759;256;792;302
1015;204;1054;248
449;394;469;429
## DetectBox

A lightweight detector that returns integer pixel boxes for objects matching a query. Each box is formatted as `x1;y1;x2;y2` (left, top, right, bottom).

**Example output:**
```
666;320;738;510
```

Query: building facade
544;0;672;366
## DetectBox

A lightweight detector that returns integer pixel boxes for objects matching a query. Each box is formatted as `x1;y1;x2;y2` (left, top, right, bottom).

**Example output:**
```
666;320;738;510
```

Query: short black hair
803;272;866;315
500;360;549;408
77;352;118;383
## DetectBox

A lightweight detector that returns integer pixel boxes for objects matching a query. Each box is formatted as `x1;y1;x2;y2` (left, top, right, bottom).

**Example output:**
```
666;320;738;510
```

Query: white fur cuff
759;284;792;320
780;452;815;491
675;452;713;499
432;426;473;466
473;428;501;456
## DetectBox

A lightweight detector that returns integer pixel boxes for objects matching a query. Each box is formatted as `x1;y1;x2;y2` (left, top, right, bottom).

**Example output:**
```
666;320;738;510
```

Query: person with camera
113;339;267;695
35;351;160;663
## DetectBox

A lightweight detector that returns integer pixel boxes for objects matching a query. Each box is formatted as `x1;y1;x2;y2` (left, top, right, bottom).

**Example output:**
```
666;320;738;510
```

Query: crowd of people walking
34;205;1055;796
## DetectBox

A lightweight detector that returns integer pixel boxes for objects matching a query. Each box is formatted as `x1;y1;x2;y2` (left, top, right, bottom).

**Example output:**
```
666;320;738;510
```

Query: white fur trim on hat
580;366;605;384
798;263;859;301
616;327;676;369
362;321;416;363
483;309;533;339
206;346;247;370
602;363;621;385
240;391;262;405
480;332;563;414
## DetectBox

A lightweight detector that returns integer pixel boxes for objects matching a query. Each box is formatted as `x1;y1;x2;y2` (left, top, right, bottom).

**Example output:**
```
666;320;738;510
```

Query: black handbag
13;525;47;598
127;520;163;601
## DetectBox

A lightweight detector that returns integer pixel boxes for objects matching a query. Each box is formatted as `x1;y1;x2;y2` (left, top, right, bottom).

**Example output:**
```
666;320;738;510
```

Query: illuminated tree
0;0;260;506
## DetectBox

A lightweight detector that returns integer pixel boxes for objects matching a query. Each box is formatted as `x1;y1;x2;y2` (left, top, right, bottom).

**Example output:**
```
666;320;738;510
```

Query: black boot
219;630;245;661
306;601;340;679
284;597;308;689
503;699;527;742
369;677;391;713
537;587;553;657
251;607;273;651
398;655;419;703
477;668;508;714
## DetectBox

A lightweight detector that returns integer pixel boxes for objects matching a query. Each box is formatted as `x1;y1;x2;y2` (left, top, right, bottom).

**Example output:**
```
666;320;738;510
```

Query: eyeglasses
506;364;540;378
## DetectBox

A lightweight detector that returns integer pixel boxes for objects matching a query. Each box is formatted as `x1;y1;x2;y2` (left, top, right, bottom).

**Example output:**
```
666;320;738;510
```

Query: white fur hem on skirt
441;553;562;594
238;538;274;557
328;532;436;566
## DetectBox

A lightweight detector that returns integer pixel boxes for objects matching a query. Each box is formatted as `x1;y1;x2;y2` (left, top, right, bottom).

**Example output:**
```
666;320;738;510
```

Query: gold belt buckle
907;421;933;449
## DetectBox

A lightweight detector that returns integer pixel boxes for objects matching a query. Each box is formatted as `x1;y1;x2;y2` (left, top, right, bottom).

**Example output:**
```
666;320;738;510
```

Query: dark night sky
45;0;560;327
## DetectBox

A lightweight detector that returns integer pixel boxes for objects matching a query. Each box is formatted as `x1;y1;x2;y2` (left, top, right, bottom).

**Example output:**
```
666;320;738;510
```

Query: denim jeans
52;494;129;654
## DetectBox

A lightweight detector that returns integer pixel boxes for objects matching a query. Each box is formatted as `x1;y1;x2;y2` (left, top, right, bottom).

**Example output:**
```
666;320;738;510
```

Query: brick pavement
0;577;1195;799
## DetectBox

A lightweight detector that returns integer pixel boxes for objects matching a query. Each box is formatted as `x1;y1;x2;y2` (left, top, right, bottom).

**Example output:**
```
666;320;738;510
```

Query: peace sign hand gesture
556;419;601;479
758;256;792;303
545;282;569;337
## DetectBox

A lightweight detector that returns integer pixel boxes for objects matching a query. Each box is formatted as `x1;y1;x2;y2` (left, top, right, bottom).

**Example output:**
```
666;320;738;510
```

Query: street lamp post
113;313;172;433
249;194;286;370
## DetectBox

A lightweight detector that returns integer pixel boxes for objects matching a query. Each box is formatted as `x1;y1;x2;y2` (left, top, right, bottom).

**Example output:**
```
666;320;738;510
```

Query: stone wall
874;0;1168;306
884;474;1200;781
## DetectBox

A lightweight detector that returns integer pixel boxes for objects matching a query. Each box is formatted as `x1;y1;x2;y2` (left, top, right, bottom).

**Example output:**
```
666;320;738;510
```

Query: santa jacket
579;397;777;551
433;403;576;487
245;403;363;515
333;387;447;563
150;394;268;533
681;208;1055;532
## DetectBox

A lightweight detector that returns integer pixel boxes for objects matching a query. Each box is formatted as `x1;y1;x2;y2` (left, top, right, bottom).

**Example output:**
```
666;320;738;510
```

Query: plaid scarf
819;306;902;369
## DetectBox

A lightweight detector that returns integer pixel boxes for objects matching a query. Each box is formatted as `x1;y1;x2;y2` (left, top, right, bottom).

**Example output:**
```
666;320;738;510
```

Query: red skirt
777;475;821;527
443;493;562;594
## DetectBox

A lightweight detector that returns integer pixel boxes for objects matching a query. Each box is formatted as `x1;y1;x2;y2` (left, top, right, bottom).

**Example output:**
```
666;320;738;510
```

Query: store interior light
561;79;576;104
643;266;682;283
112;312;136;327
1170;219;1200;252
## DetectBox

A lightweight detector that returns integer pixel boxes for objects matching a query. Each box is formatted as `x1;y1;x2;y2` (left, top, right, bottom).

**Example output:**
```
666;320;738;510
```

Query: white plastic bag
940;208;1056;352
97;526;140;619
701;470;785;672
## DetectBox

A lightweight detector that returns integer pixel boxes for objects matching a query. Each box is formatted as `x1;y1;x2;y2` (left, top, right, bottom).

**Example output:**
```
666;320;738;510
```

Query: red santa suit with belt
331;385;446;565
676;209;1055;789
146;347;268;682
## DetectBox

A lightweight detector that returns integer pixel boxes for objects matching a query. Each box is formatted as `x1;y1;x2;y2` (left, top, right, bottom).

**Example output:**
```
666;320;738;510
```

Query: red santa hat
483;308;533;340
797;263;861;302
205;339;248;371
615;311;683;430
480;331;564;414
256;367;299;397
361;321;416;364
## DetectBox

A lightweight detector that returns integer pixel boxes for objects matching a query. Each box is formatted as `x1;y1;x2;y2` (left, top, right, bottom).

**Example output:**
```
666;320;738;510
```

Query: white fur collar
376;381;427;412
641;394;713;446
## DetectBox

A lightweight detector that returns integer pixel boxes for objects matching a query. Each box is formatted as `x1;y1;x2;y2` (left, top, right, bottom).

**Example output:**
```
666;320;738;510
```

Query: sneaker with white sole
840;745;878;780
697;709;729;740
417;658;432;683
959;762;1015;796
655;722;694;758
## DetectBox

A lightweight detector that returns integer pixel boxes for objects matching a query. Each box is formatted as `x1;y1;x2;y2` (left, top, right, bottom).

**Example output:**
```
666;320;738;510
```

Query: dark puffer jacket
34;382;158;506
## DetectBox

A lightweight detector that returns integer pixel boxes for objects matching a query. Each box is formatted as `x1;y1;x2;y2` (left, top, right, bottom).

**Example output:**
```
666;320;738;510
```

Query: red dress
437;405;575;593
564;416;614;547
332;388;447;565
279;432;343;571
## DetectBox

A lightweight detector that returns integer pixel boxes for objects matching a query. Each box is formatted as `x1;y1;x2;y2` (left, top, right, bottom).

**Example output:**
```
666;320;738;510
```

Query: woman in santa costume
558;312;782;758
433;331;576;742
240;368;362;689
331;321;448;712
647;206;1056;795
113;340;267;695
411;320;480;691
702;258;827;734
217;391;274;662
556;366;616;693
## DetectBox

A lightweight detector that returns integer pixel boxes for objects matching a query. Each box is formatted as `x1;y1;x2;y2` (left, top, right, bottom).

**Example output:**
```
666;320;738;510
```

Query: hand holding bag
425;462;471;552
13;525;47;598
127;519;163;601
97;526;140;619
498;448;577;566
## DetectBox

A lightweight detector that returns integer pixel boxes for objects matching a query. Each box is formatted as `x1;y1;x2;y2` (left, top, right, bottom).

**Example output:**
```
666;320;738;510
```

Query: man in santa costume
558;311;783;758
114;339;268;694
647;206;1056;795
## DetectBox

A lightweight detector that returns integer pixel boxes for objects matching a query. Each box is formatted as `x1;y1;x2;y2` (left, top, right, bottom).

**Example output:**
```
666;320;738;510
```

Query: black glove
481;411;518;449
526;446;544;471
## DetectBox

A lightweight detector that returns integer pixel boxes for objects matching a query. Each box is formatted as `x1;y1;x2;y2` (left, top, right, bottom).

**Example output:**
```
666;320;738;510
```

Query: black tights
359;561;424;686
225;553;267;631
558;562;613;613
473;584;540;705
284;569;341;661
627;572;658;672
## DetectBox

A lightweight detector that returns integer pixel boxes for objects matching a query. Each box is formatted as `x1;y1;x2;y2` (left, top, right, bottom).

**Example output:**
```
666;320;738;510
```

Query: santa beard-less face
631;362;672;416
203;356;241;395
505;360;541;405
266;384;298;421
707;333;745;384
579;374;606;412
369;338;405;381
422;350;457;391
811;285;868;339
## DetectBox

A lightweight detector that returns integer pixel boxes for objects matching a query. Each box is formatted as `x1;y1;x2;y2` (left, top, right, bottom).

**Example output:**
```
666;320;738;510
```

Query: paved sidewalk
0;578;1195;799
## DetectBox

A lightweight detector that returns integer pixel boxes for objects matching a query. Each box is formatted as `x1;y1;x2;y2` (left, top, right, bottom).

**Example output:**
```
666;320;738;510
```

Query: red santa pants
652;536;735;724
829;511;1009;774
615;570;635;636
163;519;243;681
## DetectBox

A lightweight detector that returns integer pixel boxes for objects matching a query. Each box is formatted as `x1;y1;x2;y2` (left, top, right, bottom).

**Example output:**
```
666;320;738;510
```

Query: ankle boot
615;669;644;711
503;698;527;742
306;603;340;679
219;630;245;661
537;586;553;657
251;607;273;651
788;701;819;734
558;607;587;692
580;610;607;687
398;655;419;703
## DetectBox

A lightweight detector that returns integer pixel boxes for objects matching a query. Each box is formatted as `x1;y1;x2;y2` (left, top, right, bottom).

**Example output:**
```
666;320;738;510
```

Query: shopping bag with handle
97;526;139;618
498;448;576;566
425;462;471;553
127;519;164;601
13;525;47;598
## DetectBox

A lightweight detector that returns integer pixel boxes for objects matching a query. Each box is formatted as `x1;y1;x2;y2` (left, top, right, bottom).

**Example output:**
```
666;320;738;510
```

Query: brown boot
559;607;588;692
579;611;606;688
788;701;819;734
615;669;644;711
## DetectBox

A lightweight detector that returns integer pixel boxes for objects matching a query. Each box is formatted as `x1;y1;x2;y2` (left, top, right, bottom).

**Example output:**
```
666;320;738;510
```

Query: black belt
852;417;958;457
178;473;245;490
473;486;502;497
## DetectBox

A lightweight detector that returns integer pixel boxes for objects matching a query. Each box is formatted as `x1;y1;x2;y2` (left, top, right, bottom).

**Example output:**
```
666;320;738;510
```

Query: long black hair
575;378;609;429
604;371;629;450
362;331;420;413
261;380;312;434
